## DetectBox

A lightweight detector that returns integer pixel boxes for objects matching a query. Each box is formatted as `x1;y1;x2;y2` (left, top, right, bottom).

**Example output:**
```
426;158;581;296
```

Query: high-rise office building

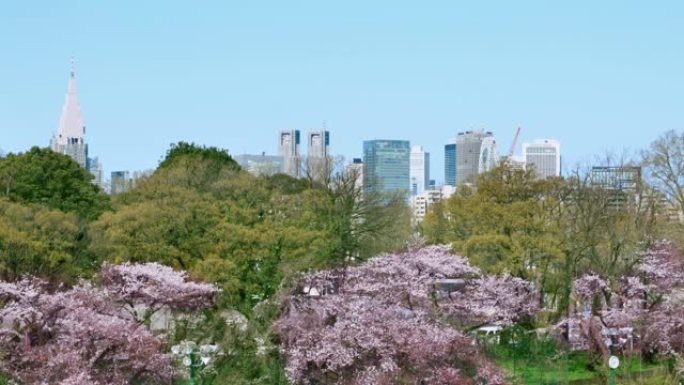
111;171;131;194
522;139;561;179
444;143;456;187
51;59;87;168
455;130;498;185
410;145;430;196
307;129;330;181
363;140;410;196
50;59;103;187
278;129;300;177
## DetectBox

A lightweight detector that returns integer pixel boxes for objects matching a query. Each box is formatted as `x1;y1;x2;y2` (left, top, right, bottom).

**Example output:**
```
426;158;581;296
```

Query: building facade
110;171;131;194
363;140;410;196
455;130;497;186
307;129;330;181
50;60;88;168
346;158;364;191
410;145;430;196
444;143;457;186
278;129;301;177
235;154;284;176
522;139;561;179
50;60;103;188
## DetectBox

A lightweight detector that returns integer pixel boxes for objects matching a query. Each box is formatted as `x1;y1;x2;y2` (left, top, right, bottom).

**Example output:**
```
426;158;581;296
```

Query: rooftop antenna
70;56;76;78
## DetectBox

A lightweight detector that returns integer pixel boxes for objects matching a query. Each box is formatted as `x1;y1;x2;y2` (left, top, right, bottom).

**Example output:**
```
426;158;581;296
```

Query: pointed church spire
70;56;75;79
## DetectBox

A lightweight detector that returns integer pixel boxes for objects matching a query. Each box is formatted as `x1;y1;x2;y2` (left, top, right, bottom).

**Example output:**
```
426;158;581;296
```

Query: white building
410;145;430;196
51;59;88;168
50;59;104;188
278;129;301;177
346;158;364;191
410;185;456;223
522;139;561;179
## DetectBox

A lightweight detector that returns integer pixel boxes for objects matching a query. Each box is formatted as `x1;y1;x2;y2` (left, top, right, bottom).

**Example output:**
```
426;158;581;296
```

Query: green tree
0;198;85;281
0;147;109;219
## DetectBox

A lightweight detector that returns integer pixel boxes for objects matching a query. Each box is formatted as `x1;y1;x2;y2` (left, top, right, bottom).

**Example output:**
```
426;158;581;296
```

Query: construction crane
508;126;521;158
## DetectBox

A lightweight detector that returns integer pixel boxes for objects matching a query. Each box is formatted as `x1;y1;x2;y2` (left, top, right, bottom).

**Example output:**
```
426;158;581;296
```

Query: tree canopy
0;147;109;219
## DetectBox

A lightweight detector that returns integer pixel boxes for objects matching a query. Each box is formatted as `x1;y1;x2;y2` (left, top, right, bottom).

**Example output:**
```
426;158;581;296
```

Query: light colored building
87;156;104;188
522;139;561;179
51;59;88;168
278;129;300;177
506;155;526;170
307;129;330;181
50;59;104;187
346;158;364;191
455;130;498;185
363;140;410;196
235;154;284;176
410;185;456;222
410;145;430;196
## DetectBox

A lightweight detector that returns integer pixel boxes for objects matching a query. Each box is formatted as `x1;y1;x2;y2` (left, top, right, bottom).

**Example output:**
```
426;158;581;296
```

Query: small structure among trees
274;245;539;385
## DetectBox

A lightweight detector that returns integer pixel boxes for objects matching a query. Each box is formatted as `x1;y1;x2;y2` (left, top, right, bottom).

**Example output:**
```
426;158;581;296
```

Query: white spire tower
51;57;88;168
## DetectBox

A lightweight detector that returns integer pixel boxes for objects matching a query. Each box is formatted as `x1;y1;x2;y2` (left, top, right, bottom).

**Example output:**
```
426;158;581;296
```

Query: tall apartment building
522;139;561;179
278;129;300;177
410;145;430;196
307;129;330;181
50;59;104;188
363;140;410;196
455;130;498;186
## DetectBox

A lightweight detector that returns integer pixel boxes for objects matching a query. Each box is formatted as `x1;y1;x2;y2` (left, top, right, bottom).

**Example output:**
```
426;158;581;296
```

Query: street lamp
171;340;221;385
608;355;620;385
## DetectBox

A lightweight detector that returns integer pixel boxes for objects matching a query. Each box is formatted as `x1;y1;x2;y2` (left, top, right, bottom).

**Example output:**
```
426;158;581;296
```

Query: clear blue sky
1;1;683;182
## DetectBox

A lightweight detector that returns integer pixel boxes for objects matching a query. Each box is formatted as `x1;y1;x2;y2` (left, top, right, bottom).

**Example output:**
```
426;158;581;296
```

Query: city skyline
1;2;682;182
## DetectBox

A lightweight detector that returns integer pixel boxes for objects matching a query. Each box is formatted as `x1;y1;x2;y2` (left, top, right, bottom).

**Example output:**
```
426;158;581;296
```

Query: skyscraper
110;171;131;194
522;139;561;179
363;140;410;196
50;59;104;188
455;130;498;185
306;129;330;181
51;59;87;168
444;143;456;186
410;145;430;196
278;129;300;177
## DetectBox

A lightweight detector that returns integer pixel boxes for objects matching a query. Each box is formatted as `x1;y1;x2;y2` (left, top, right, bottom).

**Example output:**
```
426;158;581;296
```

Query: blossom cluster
275;245;538;385
0;263;217;385
557;240;684;357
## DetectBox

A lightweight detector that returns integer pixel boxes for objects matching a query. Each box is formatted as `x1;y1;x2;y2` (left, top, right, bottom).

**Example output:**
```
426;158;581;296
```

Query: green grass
483;338;665;385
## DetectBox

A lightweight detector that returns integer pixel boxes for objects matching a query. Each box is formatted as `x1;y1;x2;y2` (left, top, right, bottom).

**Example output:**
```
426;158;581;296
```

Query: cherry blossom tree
274;245;538;385
557;240;684;362
0;263;218;385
